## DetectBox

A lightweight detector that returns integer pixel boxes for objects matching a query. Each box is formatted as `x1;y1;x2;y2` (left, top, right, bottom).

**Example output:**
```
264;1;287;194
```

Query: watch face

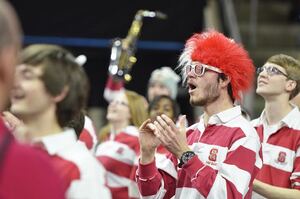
182;151;195;164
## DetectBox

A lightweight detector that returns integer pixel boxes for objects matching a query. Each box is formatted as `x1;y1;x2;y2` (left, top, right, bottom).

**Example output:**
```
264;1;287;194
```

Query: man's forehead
16;64;42;72
149;80;166;87
17;64;38;69
116;92;126;99
264;62;284;70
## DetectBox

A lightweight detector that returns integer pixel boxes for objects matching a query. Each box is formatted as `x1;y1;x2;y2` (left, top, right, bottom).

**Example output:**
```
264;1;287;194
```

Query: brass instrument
108;10;167;82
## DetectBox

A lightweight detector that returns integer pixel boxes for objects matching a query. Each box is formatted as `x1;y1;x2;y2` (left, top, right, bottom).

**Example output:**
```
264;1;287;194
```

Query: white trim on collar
34;128;77;155
208;106;241;125
123;125;139;137
256;105;300;129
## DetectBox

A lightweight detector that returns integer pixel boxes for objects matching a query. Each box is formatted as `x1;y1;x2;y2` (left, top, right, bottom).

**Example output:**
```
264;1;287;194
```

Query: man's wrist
178;150;196;168
140;150;155;165
176;146;192;159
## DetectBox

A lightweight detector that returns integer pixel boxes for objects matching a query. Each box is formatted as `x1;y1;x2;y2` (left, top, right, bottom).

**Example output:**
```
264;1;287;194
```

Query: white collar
257;105;300;129
34;128;77;155
199;106;241;126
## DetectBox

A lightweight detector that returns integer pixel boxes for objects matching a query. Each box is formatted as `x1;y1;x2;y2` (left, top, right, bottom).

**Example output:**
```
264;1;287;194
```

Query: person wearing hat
252;54;300;199
147;66;180;101
136;30;261;199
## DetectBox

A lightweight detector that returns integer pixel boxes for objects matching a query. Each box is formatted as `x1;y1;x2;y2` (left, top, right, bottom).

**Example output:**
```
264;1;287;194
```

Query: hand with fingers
139;119;161;164
153;114;190;159
2;111;31;143
2;111;23;131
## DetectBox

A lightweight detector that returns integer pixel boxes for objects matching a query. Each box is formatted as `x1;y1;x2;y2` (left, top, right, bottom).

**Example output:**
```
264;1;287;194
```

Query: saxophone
108;10;167;82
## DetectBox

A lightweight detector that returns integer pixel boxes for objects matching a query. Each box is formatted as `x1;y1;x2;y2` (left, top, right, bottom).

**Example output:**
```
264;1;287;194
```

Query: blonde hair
98;90;148;142
267;54;300;99
125;90;148;127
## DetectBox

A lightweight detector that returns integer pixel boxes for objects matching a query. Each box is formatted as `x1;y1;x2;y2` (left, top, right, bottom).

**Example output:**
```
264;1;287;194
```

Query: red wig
179;30;255;100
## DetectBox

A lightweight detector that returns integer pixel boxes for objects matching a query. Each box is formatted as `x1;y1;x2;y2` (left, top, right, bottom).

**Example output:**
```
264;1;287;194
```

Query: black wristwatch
178;151;196;168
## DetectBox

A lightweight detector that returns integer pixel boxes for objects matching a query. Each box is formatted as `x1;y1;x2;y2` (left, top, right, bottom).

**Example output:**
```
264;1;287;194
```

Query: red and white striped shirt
36;129;111;199
95;125;140;199
137;106;262;199
251;106;300;190
79;115;98;152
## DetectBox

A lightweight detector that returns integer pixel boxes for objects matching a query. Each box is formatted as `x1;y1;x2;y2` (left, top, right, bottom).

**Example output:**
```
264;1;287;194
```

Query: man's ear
53;86;69;103
220;75;231;88
285;80;297;92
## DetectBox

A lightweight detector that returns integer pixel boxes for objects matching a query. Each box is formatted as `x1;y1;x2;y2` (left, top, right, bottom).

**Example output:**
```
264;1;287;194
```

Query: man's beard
190;82;220;106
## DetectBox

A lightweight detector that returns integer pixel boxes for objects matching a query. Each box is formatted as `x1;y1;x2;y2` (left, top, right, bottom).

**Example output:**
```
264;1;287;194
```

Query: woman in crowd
96;90;148;199
148;95;180;155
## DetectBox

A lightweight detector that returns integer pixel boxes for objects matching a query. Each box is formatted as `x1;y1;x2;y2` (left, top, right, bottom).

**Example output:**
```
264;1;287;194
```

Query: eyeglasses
256;65;288;77
185;62;223;77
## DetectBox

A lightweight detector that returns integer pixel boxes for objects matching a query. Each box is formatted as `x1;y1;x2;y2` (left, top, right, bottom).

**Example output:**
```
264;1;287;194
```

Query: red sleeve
104;75;125;102
79;129;93;149
51;155;81;190
1;141;66;199
291;146;300;189
137;159;176;199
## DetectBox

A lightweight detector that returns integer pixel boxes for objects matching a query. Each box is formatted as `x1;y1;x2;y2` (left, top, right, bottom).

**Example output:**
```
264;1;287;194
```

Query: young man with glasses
136;30;262;199
252;54;300;199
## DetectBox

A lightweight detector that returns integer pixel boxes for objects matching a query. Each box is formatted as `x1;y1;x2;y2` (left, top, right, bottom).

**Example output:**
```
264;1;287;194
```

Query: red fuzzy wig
178;30;255;100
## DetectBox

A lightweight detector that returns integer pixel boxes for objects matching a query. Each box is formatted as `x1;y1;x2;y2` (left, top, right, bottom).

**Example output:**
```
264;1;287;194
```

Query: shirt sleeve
136;158;177;199
3;143;66;199
103;75;125;102
291;145;300;190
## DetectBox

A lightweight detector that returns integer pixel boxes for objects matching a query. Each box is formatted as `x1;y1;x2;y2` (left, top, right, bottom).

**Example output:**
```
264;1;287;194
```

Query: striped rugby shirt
251;106;300;190
137;106;262;199
79;115;98;152
35;129;111;199
96;125;140;199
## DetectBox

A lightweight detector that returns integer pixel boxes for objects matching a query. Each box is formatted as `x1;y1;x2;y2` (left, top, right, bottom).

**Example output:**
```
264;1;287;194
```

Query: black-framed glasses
256;66;288;77
185;62;223;77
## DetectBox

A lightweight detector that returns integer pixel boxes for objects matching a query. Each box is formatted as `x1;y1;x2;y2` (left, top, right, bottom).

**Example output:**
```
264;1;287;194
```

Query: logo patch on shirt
276;151;287;164
116;147;124;155
206;148;218;166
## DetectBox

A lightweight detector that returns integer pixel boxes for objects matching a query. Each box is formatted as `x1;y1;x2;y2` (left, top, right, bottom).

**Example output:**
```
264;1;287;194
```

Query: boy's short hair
20;44;89;128
267;54;300;99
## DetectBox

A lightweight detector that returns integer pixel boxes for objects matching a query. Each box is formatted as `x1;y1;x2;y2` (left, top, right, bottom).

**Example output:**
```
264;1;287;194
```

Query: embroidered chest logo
277;151;286;163
208;148;218;162
116;147;124;155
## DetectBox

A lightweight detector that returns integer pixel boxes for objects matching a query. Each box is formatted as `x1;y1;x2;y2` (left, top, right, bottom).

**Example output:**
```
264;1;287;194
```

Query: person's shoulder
9;141;52;164
228;115;259;137
4;142;66;199
9;143;64;179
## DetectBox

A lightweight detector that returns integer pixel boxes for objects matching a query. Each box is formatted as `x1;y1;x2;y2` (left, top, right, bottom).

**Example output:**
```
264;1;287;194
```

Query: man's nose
258;68;268;77
187;69;195;78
